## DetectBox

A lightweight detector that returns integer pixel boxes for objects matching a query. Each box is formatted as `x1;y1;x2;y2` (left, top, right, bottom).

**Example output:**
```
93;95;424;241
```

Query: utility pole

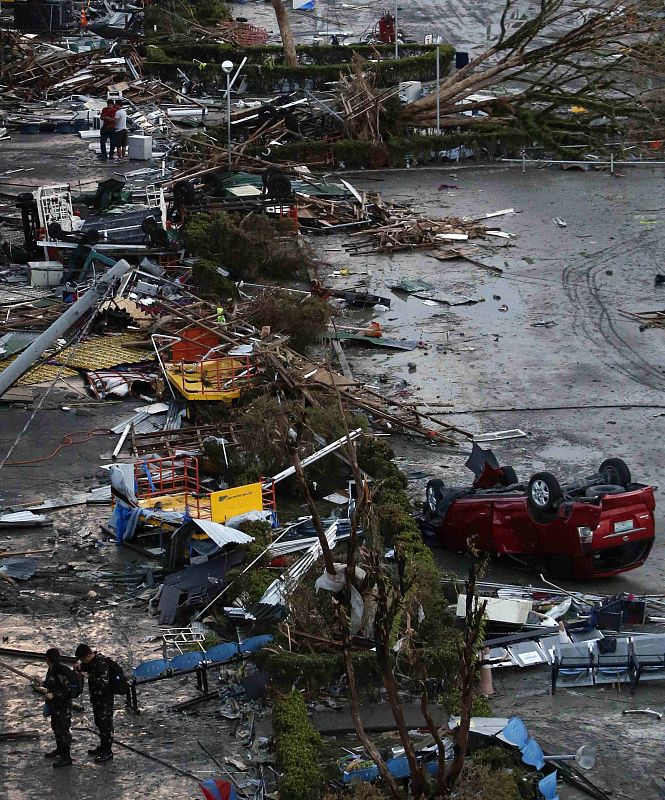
0;258;132;397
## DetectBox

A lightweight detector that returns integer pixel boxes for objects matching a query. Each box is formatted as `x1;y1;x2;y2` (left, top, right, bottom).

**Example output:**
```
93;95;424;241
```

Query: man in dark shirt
99;98;116;161
75;643;114;762
43;648;73;767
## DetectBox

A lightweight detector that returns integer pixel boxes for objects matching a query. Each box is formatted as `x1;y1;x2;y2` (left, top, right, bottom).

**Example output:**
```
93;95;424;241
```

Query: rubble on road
1;6;663;800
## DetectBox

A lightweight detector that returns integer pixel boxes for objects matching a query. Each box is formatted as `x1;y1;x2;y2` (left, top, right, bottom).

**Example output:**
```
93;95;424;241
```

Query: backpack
61;665;84;699
106;657;130;695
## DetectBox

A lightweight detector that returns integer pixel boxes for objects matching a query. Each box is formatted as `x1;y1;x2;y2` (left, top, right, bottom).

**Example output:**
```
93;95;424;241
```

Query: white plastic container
29;260;63;288
456;594;533;625
128;135;152;160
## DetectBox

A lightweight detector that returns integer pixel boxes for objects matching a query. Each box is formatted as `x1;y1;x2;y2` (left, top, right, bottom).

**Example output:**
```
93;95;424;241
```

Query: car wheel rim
531;480;550;507
604;467;619;484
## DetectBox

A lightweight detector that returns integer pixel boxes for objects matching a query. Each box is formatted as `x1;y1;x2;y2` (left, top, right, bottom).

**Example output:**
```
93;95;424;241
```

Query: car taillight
577;526;595;544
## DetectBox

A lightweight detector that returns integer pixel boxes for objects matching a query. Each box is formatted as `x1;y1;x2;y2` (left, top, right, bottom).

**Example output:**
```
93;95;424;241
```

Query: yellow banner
210;482;263;523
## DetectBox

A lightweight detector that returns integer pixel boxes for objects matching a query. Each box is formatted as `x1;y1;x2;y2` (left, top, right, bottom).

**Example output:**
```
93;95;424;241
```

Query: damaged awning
188;518;254;548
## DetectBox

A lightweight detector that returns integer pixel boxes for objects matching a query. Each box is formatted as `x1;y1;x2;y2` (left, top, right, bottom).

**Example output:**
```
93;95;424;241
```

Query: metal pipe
264;428;364;488
226;57;247;94
0;257;132;397
193;523;298;621
436;43;440;134
226;72;232;168
502;158;665;167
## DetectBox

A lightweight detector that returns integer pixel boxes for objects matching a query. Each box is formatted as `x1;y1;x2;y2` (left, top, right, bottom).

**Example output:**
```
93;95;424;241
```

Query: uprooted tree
402;0;665;149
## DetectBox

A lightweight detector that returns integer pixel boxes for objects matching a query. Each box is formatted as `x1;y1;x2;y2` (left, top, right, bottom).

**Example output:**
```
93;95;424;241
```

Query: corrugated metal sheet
260;520;338;606
0;557;38;579
190;518;254;548
53;332;156;370
222;172;352;198
0;286;54;306
165;400;184;431
0;511;52;527
0;332;40;360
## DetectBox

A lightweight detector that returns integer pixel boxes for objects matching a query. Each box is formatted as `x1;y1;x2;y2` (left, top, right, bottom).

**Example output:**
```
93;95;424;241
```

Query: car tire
585;484;624;497
261;165;284;187
527;472;562;514
500;465;518;486
599;458;631;488
426;479;445;514
265;173;292;199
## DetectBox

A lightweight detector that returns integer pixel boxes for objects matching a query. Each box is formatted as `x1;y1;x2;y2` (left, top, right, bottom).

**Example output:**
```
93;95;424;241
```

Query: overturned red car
419;447;655;579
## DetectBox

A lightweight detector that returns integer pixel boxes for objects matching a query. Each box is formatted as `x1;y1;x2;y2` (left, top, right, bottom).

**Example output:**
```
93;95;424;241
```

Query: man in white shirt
113;99;128;159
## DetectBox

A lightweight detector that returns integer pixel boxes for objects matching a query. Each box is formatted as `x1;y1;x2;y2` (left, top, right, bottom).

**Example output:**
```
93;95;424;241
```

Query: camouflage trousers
51;704;72;752
91;696;114;750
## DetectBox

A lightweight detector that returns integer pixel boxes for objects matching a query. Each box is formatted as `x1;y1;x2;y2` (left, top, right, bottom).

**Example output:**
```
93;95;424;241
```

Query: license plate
614;519;633;533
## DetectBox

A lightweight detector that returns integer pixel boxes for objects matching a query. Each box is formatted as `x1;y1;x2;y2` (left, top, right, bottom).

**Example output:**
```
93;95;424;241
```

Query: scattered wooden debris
619;309;665;329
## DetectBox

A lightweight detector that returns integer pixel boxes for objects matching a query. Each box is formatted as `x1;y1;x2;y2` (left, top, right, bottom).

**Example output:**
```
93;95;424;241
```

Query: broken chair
551;642;595;693
593;637;631;686
630;634;665;691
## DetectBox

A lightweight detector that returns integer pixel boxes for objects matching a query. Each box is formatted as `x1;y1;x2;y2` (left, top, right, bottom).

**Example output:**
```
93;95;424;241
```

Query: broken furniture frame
130;635;273;710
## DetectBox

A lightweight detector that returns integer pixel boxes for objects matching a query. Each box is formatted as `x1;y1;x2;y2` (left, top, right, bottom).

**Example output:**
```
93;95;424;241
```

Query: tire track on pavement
561;231;665;391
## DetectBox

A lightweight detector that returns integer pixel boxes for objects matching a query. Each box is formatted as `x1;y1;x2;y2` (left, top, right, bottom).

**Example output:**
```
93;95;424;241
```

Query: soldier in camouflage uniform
75;643;114;763
43;648;73;767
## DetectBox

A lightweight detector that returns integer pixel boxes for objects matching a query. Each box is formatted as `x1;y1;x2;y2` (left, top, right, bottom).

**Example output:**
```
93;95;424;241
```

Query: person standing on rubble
42;648;74;768
74;644;114;763
99;98;116;162
113;99;128;160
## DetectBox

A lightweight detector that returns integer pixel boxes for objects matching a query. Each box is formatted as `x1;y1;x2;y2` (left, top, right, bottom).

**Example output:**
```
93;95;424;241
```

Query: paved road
323;164;665;595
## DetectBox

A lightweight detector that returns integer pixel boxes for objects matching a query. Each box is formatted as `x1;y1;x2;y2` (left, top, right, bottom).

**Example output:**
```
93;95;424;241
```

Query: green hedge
273;692;323;800
252;129;532;169
144;41;445;65
260;643;460;693
143;45;453;92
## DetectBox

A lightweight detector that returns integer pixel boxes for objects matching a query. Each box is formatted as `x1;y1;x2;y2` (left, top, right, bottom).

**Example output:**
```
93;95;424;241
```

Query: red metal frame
134;456;213;517
262;480;276;513
134;455;202;499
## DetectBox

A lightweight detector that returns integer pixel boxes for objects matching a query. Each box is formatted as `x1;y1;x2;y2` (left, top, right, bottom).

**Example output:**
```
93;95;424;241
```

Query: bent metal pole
0;258;132;398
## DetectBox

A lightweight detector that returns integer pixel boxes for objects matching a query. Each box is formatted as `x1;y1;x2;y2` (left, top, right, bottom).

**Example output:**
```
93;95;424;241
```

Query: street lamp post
436;43;440;133
222;59;234;168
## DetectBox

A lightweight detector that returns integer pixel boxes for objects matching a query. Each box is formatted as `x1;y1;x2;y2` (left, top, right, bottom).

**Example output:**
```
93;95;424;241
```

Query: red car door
443;497;494;551
490;496;539;555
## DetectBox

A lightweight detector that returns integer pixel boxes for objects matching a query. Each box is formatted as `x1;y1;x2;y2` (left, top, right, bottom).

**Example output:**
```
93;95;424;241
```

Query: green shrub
454;762;522;800
242;289;330;353
440;687;492;717
184;212;311;282
223;521;274;605
273;692;323;800
192;0;230;24
191;258;236;297
261;649;381;692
